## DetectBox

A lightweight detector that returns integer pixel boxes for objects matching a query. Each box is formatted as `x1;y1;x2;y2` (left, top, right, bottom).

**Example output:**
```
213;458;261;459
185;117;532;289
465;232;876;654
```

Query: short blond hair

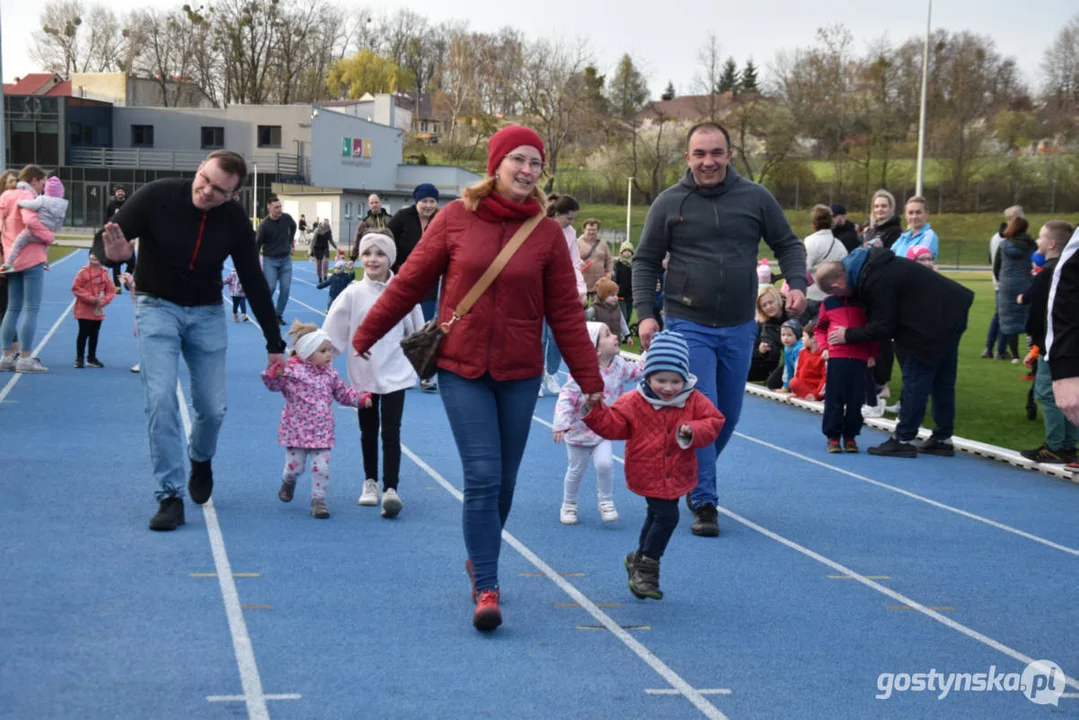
285;319;321;357
755;286;784;323
813;261;846;291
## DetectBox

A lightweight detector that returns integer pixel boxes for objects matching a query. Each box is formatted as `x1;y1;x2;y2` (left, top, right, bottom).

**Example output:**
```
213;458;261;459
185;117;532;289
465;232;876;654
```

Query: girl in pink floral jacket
552;322;645;525
261;320;371;518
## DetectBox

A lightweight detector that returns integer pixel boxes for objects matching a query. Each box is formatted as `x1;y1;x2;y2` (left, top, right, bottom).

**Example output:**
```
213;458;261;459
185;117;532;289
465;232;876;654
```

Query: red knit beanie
486;125;546;176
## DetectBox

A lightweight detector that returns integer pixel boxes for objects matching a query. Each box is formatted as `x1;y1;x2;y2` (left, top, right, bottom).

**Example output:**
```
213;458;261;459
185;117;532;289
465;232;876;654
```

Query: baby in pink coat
261;320;372;518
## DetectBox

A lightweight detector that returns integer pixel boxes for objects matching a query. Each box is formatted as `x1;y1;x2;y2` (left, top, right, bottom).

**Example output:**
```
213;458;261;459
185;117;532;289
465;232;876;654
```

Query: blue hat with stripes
644;330;690;381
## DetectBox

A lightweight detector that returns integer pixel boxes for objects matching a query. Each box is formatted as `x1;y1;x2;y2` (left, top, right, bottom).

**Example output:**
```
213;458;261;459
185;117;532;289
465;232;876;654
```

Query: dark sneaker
73;359;84;369
827;438;842;453
995;351;1012;361
149;497;185;531
914;436;955;457
628;554;663;600
689;502;720;537
1020;445;1071;464
276;316;286;326
843;438;859;453
473;589;502;630
419;378;438;393
188;458;214;505
86;357;104;368
623;551;638;586
980;348;992;359
867;437;917;458
278;480;296;502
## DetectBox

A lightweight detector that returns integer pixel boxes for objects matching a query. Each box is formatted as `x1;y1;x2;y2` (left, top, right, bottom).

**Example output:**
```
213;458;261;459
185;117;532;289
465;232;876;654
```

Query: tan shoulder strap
451;212;544;322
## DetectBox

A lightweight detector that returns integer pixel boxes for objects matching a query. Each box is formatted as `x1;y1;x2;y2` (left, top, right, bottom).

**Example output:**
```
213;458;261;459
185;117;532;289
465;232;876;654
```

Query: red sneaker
827;438;842;453
473;589;502;631
465;558;476;603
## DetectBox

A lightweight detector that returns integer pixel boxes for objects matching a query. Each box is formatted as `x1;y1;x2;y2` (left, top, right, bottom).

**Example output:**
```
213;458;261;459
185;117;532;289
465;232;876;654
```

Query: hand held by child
678;424;693;442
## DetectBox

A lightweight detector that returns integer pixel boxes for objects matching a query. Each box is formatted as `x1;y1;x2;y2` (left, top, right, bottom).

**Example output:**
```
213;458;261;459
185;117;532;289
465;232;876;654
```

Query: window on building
131;125;154;147
257;125;282;148
201;126;225;149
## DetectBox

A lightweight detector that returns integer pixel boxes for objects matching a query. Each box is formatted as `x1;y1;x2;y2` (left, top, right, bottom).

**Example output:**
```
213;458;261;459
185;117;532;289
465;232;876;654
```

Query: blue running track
2;249;1077;719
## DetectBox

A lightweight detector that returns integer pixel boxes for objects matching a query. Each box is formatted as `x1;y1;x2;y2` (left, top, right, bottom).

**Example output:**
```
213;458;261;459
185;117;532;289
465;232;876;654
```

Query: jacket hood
842;247;870;290
637;374;698;408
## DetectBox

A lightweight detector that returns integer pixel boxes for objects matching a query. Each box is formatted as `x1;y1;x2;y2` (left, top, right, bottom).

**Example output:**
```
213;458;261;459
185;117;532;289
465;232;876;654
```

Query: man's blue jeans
0;262;46;351
895;330;962;443
135;295;228;497
666;317;758;509
262;255;292;317
438;370;541;593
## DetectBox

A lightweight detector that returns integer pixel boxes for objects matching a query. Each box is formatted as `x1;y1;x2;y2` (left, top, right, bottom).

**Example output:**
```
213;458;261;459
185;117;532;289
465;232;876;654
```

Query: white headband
295;329;330;360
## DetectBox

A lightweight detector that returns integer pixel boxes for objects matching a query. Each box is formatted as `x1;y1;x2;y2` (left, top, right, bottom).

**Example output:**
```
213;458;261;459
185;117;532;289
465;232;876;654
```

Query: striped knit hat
643;330;690;381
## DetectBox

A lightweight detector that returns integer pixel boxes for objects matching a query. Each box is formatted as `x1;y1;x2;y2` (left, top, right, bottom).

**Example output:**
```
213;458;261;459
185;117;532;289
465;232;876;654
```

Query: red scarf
475;191;542;224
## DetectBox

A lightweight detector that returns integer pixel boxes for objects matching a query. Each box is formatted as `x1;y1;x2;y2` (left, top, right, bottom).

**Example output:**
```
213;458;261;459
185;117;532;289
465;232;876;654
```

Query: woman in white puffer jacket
803;204;848;303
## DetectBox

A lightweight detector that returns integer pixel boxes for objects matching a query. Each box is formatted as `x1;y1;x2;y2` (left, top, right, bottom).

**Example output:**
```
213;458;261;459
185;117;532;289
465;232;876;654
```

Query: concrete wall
395;164;482;198
308;108;403;192
111;105;313;157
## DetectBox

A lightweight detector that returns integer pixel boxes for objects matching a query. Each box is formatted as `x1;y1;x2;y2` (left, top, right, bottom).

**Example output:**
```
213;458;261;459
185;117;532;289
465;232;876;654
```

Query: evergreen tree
607;53;650;121
740;59;760;94
717;57;740;94
662;80;676;101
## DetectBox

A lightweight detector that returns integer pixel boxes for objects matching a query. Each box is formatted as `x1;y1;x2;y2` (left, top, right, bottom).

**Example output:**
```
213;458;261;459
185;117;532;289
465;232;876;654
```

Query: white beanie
585;321;606;348
358;232;396;267
295;328;330;360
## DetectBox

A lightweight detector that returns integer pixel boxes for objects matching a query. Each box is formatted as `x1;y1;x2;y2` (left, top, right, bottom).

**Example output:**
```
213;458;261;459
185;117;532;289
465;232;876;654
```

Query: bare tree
215;0;283;104
693;32;724;121
31;1;85;77
270;0;323;104
1042;14;1079;118
434;29;484;158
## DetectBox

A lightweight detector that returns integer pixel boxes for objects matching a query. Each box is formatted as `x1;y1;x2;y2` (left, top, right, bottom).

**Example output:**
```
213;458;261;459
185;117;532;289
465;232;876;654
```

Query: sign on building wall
341;137;373;166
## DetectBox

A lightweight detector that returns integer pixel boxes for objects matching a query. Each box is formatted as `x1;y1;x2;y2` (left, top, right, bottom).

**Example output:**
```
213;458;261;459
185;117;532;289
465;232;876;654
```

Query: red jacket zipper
189;213;207;271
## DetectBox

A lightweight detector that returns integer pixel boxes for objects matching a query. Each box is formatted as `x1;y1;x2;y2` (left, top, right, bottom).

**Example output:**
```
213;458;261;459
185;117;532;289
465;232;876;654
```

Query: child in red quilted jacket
788;319;826;401
582;330;725;600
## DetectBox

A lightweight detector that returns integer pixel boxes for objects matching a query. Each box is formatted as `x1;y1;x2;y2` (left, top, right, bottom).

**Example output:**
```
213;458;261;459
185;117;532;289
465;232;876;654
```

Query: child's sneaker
233;313;239;323
242;314;250;322
278;480;296;502
628;554;663;600
843;438;859;453
827;438;842;453
598;500;619;522
560;503;578;525
130;363;140;373
381;487;402;518
357;479;379;506
310;497;330;518
473;589;502;631
86;357;104;368
73;358;84;369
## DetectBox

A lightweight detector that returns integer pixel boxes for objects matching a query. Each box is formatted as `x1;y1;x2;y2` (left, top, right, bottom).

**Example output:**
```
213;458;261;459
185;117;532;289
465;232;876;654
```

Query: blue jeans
895;330;962;442
985;313;1006;355
666;317;758;508
135;295;228;497
438;370;541;592
262;255;292;317
541;319;562;375
0;262;46;352
420;300;437;323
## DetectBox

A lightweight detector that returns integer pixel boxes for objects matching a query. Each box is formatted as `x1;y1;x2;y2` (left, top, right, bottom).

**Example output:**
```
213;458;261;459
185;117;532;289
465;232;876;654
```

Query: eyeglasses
198;171;236;197
505;154;544;172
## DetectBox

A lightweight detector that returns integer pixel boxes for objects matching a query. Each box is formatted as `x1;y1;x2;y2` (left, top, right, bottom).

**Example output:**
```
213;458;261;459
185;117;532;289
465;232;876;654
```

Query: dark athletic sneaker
149;497;185;531
867;437;917;458
188;459;214;505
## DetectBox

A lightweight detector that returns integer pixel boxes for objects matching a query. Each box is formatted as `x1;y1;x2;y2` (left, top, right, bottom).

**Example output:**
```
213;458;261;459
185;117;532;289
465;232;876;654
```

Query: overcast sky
3;0;1075;98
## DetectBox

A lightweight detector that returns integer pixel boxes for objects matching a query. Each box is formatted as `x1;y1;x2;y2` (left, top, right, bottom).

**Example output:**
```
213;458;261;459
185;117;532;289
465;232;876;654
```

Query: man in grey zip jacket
633;122;808;537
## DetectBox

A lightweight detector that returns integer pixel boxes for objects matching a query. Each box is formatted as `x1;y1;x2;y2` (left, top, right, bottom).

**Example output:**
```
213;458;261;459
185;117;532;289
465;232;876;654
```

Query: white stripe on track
400;444;729;720
732;432;1079;558
532;416;1079;692
177;386;270;720
0;298;75;404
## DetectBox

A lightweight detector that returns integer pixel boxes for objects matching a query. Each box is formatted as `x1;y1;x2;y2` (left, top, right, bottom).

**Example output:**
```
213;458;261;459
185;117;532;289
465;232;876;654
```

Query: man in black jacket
816;247;974;458
256;194;297;324
1048;224;1079;442
103;150;286;531
830;203;861;253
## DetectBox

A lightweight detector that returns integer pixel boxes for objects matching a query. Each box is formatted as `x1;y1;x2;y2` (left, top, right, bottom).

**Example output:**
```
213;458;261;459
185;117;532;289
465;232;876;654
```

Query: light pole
626;177;634;245
915;0;932;198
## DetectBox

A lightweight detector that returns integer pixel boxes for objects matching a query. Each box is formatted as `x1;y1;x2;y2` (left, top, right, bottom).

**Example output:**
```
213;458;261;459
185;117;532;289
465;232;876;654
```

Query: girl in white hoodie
323;231;425;518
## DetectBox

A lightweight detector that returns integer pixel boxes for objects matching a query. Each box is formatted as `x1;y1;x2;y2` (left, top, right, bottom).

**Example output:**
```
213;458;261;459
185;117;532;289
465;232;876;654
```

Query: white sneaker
861;399;885;418
130;364;141;373
0;354;15;372
885;401;901;414
560;503;578;525
357;479;379;506
15;357;48;373
544;373;562;395
599;500;619;522
381;487;402;518
537;383;545;397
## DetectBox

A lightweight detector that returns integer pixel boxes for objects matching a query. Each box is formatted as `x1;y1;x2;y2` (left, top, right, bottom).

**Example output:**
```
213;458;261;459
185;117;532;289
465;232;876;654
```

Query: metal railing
68;147;308;179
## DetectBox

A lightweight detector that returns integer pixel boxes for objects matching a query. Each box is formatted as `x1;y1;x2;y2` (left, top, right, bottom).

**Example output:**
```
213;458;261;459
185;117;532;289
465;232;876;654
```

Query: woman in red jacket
582;331;724;600
351;125;603;631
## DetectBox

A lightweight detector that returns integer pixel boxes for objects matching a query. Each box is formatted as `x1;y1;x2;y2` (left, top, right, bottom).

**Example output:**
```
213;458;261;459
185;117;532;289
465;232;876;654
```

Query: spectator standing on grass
1047;224;1079;473
815;247;973;458
861;190;902;250
256;195;297;325
102;149;286;532
830;204;860;253
890;196;939;261
984;206;1025;359
994;214;1036;363
1019;221;1076;464
804;204;849;307
633;122;807;537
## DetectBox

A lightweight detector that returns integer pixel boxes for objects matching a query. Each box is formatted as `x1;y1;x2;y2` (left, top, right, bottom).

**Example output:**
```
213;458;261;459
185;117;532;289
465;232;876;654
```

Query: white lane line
178;386;270;720
646;689;732;696
207;694;301;702
732;432;1079;558
714;503;1079;692
533;415;1078;690
0;298;75;404
288;297;327;316
400;444;729;720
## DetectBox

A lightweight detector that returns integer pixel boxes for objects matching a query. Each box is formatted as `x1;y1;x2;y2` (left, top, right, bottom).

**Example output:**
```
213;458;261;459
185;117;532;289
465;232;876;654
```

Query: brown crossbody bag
400;212;544;380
